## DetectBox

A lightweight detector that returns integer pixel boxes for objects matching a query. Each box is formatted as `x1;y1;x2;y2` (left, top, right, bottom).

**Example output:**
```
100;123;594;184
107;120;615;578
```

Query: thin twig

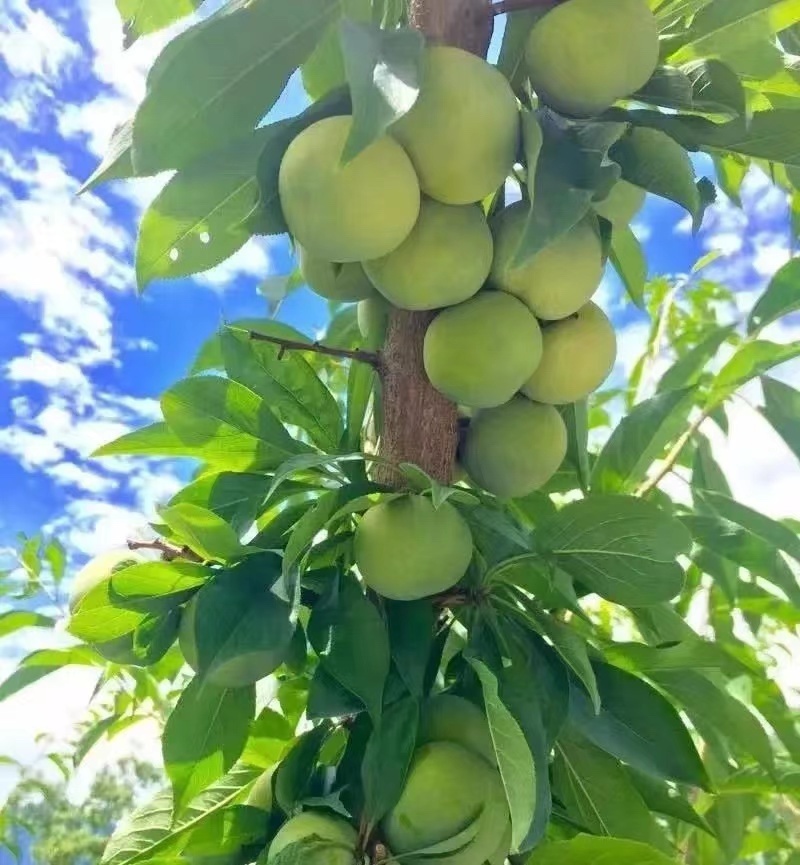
636;409;711;498
127;539;203;563
492;0;557;14
248;331;381;368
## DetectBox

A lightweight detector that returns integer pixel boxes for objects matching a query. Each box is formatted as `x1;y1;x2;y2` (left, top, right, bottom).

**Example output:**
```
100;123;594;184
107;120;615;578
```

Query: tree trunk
376;0;494;486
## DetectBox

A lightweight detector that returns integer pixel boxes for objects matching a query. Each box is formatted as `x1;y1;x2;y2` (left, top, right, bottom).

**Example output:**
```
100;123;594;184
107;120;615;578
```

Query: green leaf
241;706;294;768
761;375;800;462
0;647;102;703
651;670;775;770
591;387;696;494
159;504;247;563
274;724;330;814
135;131;267;289
162;676;255;816
496;8;549;94
168;472;272;535
362;696;420;824
92;422;202;460
69;569;150;642
610;225;648;309
345;349;377;452
558;401;590;494
221;329;342;452
193;319;309;373
180;804;268;856
526;835;680;865
553;733;670;850
0;611;56;640
611;127;699;217
536;496;690;607
386;600;435;698
707;340;800;406
308;572;390;723
657;325;736;393
569;662;709;788
191;556;294;687
110;561;209;613
116;0;202;47
131;0;339;172
682;512;800;603
469;659;536;853
626;768;714;835
102;765;262;864
161;376;308;472
748;257;800;334
80;118;135;192
669;0;800;62
339;19;423;162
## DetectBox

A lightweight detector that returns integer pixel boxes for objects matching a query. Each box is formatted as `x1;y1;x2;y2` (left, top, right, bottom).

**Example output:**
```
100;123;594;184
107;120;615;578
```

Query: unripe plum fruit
268;812;357;865
364;199;493;311
490;203;603;320
392;46;520;205
594;179;646;226
522;302;617;405
424;292;542;408
525;0;659;117
357;295;390;349
279;115;420;262
69;549;142;613
418;694;497;766
298;246;377;302
382;742;510;865
463;397;567;499
354;495;473;601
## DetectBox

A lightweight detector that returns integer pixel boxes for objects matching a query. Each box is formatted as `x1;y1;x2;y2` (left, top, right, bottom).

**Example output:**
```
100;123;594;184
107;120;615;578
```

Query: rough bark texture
376;0;494;486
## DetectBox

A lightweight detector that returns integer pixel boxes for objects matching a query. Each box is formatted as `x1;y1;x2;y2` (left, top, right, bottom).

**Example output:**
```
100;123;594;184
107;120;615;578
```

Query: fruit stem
127;539;203;562
247;331;382;369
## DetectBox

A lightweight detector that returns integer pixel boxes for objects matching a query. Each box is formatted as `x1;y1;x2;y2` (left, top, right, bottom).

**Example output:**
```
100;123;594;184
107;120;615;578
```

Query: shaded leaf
527;835;680;865
610;225;648;309
707;339;800;406
760;374;800;462
748;256;800;334
0;611;56;640
385;599;435;699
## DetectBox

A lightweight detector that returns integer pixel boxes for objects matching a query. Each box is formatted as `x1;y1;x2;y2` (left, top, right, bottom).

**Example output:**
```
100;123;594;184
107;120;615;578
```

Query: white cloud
48;462;116;495
6;350;92;403
0;0;80;80
195;237;276;290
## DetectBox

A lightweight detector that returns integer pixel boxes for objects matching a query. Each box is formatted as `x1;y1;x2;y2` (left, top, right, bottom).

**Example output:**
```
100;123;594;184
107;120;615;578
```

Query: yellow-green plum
487;823;512;865
594;180;646;226
357;295;390;349
463;397;567;499
392;46;519;205
279;115;420;262
298;246;377;302
245;767;275;812
490;203;603;320
424;292;542;408
382;742;509;865
418;694;496;766
364;199;493;310
522;302;617;405
69;549;142;613
525;0;659;117
268;812;357;865
354;495;472;601
178;594;200;671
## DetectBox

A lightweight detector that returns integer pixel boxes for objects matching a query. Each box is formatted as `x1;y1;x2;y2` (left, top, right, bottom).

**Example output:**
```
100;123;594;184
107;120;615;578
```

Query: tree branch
492;0;557;15
635;409;711;498
127;539;203;563
247;331;381;368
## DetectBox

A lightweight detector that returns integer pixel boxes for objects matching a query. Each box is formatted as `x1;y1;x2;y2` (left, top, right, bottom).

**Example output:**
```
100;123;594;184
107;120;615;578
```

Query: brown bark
375;0;494;486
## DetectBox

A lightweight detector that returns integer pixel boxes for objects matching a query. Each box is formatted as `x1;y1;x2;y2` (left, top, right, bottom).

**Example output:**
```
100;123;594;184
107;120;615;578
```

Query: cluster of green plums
264;694;509;865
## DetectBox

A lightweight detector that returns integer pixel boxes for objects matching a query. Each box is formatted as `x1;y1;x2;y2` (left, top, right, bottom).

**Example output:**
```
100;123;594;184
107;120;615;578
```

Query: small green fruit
490;203;603;320
594;180;646;226
418;694;496;766
268;812;357;865
392;46;519;205
279;115;420;262
383;742;509;865
357;295;390;349
69;549;142;613
364;199;493;310
525;0;659;117
246;767;275;813
522;302;617;405
298;246;376;302
463;397;567;499
424;292;542;408
355;495;473;601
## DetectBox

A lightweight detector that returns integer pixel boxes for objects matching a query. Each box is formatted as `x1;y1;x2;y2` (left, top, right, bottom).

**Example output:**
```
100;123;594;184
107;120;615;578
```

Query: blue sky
0;0;799;795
